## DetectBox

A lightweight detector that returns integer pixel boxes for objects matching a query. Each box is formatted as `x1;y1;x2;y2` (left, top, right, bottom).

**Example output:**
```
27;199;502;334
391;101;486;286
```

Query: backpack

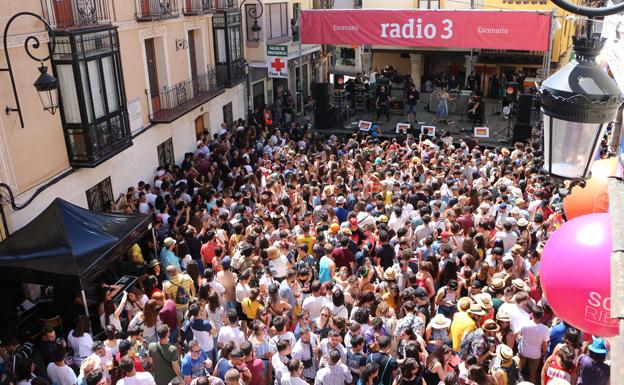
500;360;522;385
169;280;189;305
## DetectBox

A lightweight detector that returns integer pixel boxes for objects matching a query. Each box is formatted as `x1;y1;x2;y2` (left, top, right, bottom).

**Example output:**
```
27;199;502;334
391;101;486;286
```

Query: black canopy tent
0;198;152;317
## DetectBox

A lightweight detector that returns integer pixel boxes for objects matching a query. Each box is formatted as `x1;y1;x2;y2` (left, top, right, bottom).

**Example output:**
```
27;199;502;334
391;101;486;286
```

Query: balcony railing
184;0;213;14
216;59;246;89
44;0;110;30
135;0;180;21
147;68;226;123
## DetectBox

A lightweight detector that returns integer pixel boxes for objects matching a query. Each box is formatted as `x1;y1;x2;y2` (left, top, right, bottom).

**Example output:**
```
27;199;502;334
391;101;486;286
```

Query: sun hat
496;344;514;361
468;303;486;316
482;319;500;333
164;237;176;247
149;259;161;268
475;293;493;310
377;215;389;223
496;309;511;322
335;195;347;204
384;267;397;281
588;337;609;355
512;278;528;291
491;278;505;291
517;218;529;227
457;297;473;312
429;314;451;329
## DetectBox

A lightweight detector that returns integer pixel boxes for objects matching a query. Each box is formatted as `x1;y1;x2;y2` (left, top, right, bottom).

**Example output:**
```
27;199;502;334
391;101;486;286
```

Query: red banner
301;9;551;51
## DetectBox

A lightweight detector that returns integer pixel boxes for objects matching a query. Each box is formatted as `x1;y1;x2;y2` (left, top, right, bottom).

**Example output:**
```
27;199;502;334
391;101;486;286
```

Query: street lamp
1;12;59;128
539;34;622;180
240;0;264;42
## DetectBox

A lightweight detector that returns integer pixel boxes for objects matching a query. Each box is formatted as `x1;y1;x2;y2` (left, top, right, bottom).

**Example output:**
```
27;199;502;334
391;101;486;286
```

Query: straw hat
467;303;486;316
457;297;473;312
491;278;505;291
482;319;500;333
266;246;280;260
517;218;529;227
149;259;161;268
496;309;511;322
496;344;514;361
384;267;397;281
164;237;176;247
429;314;451;329
512;278;528;291
475;293;493;310
323;185;334;197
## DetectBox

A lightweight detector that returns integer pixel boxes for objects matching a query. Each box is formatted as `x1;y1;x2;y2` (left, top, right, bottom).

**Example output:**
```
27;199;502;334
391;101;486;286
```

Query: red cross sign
271;58;286;73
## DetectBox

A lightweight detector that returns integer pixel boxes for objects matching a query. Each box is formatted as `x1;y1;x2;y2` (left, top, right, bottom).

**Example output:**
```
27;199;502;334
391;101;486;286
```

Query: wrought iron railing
135;0;180;21
147;68;224;122
216;59;246;88
44;0;110;29
183;0;213;14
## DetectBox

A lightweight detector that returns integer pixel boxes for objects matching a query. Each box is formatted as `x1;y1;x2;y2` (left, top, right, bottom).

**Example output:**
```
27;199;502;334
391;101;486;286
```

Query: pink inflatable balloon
541;213;617;337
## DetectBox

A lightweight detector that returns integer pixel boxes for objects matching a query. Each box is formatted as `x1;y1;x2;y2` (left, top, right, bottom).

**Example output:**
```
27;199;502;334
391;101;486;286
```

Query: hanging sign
267;44;289;79
301;9;551;51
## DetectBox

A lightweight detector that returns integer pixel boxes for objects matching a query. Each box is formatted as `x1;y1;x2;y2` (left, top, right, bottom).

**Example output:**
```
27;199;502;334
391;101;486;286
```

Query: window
252;81;265;111
223;102;233;126
86;177;114;212
268;3;288;40
52;27;131;167
157;138;175;167
213;11;245;87
417;0;439;9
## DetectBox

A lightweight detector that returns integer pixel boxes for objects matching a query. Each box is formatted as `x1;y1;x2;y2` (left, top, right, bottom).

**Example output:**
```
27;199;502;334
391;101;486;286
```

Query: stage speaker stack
512;94;536;143
312;83;334;129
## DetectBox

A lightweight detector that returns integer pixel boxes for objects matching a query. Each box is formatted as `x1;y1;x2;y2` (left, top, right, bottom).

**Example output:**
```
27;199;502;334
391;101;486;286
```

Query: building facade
0;0;248;238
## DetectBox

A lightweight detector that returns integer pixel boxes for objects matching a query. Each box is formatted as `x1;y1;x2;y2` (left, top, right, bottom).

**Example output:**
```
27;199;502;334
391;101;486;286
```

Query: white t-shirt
518;321;549;359
67;331;94;365
235;282;252;303
116;371;156;385
270;255;290;278
498;303;531;333
302;295;331;321
217;325;245;348
47;363;77;385
281;374;308;385
494;231;518;252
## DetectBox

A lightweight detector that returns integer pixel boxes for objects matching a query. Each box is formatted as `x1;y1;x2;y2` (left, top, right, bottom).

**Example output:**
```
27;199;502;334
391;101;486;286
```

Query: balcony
216;59;246;89
43;0;110;30
147;68;226;123
135;0;180;21
183;0;213;14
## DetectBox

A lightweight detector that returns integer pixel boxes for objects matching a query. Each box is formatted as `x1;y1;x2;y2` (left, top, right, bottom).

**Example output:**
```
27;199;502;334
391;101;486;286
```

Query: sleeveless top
544;357;574;385
319;256;332;283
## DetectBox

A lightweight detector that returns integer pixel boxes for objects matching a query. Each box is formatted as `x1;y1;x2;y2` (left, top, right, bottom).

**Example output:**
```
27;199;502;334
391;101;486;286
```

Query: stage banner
300;9;551;51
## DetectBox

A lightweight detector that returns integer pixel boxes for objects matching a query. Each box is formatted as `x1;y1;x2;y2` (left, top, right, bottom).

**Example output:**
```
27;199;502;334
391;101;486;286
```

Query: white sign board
267;44;288;79
128;99;143;134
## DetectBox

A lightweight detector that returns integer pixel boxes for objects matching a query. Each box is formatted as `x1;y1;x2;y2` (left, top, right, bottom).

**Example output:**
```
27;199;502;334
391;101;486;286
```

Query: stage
311;95;535;148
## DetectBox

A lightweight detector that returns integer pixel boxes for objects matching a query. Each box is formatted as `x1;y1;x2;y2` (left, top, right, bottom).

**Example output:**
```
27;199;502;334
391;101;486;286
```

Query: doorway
53;0;74;27
145;38;161;115
194;115;205;139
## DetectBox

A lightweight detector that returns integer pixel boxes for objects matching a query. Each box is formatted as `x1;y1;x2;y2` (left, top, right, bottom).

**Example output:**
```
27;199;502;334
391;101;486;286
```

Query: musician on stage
375;85;391;122
406;83;420;123
467;94;484;125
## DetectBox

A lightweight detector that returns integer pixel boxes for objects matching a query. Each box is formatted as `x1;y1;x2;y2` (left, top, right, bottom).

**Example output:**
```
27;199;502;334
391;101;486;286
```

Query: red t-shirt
114;354;144;377
159;299;178;329
239;359;264;385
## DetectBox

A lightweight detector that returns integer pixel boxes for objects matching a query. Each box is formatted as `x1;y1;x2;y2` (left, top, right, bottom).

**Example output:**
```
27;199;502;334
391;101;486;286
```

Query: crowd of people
0;120;612;385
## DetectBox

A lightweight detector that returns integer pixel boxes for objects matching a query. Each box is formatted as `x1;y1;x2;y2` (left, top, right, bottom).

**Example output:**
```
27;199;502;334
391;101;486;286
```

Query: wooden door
54;0;74;28
186;0;193;12
188;30;199;96
145;39;161;114
194;116;205;139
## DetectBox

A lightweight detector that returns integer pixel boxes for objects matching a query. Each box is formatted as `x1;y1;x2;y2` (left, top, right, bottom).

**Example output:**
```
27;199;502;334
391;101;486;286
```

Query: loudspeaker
516;94;535;124
513;122;532;143
314;106;335;129
312;83;329;109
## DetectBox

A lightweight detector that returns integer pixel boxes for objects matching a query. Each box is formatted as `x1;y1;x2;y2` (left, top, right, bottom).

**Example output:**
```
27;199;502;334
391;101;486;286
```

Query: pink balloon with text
541;213;617;337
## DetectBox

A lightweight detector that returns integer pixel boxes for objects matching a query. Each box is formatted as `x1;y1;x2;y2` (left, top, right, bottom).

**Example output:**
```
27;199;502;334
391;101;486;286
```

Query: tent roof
0;198;152;285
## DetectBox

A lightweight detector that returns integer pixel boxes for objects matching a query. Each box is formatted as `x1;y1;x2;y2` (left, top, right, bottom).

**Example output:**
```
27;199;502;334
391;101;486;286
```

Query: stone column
361;49;372;74
409;53;424;90
464;54;478;86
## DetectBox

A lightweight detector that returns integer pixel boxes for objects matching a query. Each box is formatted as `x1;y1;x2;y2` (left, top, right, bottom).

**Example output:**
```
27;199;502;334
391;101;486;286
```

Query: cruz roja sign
267;44;288;79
